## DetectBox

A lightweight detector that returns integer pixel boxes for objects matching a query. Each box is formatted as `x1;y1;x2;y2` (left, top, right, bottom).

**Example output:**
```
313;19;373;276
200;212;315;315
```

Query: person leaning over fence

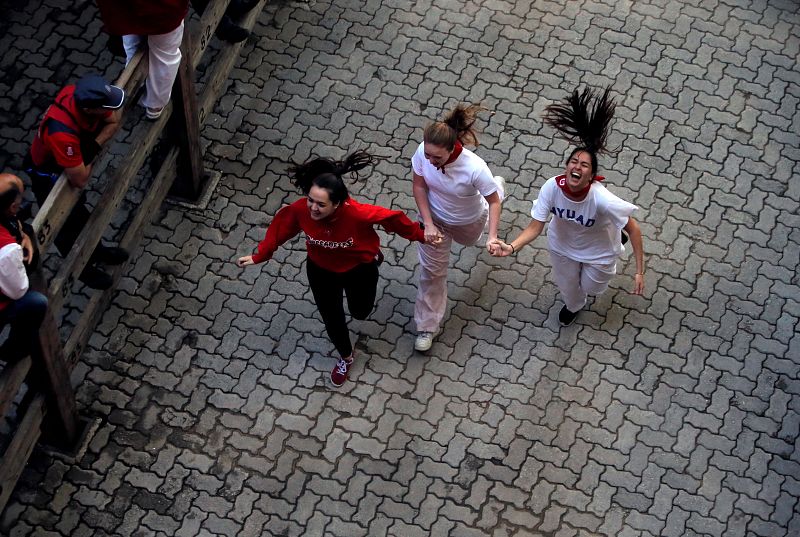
0;174;48;363
411;103;505;352
236;151;431;388
24;74;129;291
95;0;189;120
488;87;645;327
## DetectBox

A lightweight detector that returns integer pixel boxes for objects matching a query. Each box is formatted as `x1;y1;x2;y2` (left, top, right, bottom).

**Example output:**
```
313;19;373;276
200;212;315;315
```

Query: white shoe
414;331;437;352
145;106;163;120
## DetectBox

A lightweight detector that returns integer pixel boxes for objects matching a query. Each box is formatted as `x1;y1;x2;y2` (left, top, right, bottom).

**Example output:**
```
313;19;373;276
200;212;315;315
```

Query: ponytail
543;86;616;174
423;103;486;150
288;150;377;204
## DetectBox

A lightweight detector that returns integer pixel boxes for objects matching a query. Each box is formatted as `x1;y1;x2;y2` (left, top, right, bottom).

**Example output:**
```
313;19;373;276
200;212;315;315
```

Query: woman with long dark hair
237;151;427;387
489;87;645;326
411;103;505;351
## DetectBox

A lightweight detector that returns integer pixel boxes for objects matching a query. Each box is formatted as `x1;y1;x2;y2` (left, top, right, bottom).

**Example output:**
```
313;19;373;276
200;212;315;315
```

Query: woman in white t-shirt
411;103;504;351
489;88;645;326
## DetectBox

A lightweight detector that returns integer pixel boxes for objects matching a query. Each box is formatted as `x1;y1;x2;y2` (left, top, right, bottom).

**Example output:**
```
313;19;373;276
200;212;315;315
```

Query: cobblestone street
0;0;799;535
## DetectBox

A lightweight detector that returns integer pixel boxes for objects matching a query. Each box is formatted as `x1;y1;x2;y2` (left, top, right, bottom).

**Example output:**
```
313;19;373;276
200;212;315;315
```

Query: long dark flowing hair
424;103;487;149
288;150;376;203
542;86;616;173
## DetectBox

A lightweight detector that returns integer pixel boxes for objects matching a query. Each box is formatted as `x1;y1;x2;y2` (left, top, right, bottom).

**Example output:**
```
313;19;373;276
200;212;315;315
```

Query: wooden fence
0;0;268;511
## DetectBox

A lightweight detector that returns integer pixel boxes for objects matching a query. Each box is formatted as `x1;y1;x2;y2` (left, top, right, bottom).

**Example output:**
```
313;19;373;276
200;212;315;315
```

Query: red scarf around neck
437;140;463;173
556;174;604;199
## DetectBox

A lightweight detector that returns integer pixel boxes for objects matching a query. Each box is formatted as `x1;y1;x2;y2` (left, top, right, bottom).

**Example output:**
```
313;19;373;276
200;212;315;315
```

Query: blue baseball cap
74;74;125;110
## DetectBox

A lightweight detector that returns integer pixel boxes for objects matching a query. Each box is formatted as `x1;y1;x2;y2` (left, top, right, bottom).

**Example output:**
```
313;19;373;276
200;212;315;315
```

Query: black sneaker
80;265;113;290
228;0;260;18
216;16;250;43
558;305;579;327
92;245;129;265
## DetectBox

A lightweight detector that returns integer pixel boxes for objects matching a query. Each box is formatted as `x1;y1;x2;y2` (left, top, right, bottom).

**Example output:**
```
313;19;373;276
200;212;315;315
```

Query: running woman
489;87;645;326
237;151;428;386
412;103;504;351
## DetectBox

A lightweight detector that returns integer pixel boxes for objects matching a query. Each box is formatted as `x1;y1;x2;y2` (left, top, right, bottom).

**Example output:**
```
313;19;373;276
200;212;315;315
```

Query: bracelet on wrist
510;244;516;254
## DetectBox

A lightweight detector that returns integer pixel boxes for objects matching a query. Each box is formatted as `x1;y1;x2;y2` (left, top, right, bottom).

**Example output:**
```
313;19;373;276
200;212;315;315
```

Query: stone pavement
1;0;799;535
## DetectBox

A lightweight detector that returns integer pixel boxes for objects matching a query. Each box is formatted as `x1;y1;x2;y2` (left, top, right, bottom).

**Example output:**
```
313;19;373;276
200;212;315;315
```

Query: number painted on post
38;220;51;244
200;24;213;51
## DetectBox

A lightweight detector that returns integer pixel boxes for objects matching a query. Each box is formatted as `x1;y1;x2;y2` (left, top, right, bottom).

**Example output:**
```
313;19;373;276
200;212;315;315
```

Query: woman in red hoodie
237;151;427;387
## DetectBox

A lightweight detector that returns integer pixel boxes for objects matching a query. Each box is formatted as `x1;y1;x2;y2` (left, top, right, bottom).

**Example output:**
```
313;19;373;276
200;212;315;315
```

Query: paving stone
1;2;798;537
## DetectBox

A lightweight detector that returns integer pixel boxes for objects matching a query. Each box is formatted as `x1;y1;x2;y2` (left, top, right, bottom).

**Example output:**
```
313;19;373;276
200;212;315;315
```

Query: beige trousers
414;210;488;333
549;250;617;312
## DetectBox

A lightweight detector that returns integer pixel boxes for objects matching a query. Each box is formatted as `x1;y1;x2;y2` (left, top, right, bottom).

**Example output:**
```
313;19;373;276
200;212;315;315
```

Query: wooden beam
0;394;45;513
197;0;268;127
64;148;179;369
171;28;206;200
191;0;233;68
19;268;80;444
32;290;80;443
46;104;173;316
0;357;31;421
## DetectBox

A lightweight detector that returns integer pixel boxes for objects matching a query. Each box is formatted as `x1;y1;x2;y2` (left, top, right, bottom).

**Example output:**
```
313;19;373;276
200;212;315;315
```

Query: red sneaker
330;356;353;387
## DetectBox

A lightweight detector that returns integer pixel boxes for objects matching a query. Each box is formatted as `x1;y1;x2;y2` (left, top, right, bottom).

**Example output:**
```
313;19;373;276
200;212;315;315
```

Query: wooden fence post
29;269;80;446
170;26;206;200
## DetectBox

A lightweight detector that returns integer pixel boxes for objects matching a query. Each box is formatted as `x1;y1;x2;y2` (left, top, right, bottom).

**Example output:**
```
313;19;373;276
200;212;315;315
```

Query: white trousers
549;250;617;313
415;210;488;333
123;21;184;110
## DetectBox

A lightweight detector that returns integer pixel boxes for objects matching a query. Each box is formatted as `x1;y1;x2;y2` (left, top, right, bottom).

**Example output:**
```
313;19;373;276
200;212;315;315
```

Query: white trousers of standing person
549;250;617;313
122;21;184;110
415;209;489;333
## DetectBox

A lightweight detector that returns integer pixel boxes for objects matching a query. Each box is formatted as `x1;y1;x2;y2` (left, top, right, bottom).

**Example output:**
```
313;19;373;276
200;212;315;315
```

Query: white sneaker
414;331;436;352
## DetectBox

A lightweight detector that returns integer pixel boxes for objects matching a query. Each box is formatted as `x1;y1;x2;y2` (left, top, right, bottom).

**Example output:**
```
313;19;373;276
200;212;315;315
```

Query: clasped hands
423;223;444;245
486;238;513;257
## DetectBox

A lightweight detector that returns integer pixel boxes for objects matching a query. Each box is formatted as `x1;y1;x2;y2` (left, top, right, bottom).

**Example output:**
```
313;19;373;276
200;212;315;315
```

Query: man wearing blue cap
25;74;129;290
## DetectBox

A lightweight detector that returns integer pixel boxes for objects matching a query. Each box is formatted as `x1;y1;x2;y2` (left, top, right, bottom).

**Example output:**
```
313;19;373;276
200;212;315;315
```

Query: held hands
236;255;255;267
487;238;513;257
424;223;444;245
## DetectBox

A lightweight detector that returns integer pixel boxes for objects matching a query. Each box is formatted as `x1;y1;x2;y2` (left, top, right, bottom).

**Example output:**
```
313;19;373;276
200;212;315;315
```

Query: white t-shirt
411;142;502;226
0;243;28;301
532;175;637;264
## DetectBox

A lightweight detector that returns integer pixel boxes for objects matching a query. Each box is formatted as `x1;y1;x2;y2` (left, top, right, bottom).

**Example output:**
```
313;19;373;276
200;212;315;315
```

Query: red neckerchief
437;141;463;173
556;173;604;199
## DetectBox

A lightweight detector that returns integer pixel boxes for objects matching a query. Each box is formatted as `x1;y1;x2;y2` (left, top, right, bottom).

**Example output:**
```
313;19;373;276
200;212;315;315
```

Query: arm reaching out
236;255;254;267
484;190;502;250
412;172;443;244
489;219;545;257
235;202;303;267
624;217;645;294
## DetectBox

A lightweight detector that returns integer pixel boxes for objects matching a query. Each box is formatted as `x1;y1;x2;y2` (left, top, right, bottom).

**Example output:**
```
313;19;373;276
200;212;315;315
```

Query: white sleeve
474;163;501;199
411;143;426;177
0;243;29;300
601;191;638;230
531;178;555;222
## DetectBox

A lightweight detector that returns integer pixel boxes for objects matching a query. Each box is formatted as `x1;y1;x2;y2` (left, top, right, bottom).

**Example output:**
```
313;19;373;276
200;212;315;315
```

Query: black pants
29;171;92;258
306;258;379;359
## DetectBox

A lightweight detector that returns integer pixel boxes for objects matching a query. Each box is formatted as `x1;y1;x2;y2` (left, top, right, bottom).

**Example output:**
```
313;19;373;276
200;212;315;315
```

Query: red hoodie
253;197;425;272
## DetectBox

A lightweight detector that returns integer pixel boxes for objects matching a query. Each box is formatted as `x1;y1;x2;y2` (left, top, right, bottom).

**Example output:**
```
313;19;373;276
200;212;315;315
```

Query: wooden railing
0;0;268;511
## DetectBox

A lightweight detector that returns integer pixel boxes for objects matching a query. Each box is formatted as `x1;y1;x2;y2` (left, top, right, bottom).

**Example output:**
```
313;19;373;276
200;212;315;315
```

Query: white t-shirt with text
532;175;637;264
